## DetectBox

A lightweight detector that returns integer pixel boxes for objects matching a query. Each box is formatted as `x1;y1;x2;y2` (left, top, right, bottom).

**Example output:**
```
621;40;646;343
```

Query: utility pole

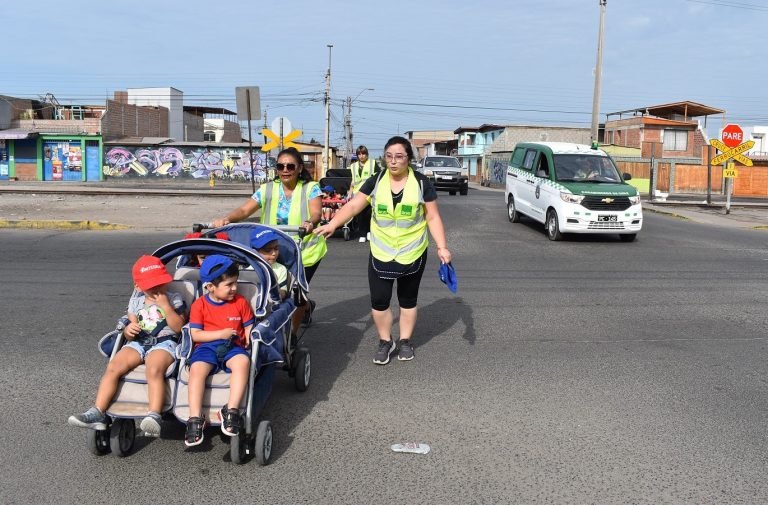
323;44;333;178
344;96;352;166
590;0;607;148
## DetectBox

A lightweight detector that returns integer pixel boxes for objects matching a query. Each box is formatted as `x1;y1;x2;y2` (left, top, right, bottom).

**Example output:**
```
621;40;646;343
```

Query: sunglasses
276;163;297;171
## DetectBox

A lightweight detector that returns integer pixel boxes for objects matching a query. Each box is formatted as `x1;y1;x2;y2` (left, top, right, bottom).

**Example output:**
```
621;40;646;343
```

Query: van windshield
424;157;461;168
553;154;622;183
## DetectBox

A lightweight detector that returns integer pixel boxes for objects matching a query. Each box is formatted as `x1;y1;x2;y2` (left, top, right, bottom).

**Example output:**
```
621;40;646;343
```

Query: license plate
598;215;617;222
439;175;453;180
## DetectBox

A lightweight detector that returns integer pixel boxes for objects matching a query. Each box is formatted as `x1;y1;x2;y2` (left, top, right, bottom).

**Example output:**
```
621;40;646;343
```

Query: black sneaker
373;339;396;365
397;339;415;361
218;406;241;437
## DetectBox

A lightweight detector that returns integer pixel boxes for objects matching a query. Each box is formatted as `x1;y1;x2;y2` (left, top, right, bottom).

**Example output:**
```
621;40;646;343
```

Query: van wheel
449;190;457;195
507;196;520;223
619;233;637;242
546;209;563;241
460;186;468;195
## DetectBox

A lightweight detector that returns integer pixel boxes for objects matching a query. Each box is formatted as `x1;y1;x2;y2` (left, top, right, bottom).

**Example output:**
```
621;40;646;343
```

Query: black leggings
368;253;427;311
304;260;320;283
355;205;372;237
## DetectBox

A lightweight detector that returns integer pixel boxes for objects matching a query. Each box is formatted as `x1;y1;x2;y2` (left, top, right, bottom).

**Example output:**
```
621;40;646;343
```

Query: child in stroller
68;256;187;437
184;255;254;447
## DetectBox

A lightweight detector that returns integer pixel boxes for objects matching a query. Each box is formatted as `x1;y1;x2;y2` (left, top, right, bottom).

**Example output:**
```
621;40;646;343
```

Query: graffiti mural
103;145;271;181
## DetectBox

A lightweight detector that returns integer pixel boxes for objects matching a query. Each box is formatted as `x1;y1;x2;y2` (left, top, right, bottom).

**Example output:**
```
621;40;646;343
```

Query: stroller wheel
293;347;311;392
109;418;135;457
231;431;248;465
343;227;351;241
255;420;273;466
87;428;110;456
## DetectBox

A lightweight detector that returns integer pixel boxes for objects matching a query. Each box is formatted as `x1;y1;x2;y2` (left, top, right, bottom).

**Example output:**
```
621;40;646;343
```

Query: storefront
0;133;103;182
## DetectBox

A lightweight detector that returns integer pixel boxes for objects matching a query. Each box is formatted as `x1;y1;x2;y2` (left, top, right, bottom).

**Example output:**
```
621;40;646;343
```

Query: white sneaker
358;236;366;243
366;232;371;241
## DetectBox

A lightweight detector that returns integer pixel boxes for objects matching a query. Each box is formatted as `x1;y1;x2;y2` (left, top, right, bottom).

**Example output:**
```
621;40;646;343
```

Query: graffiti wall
484;155;509;187
103;145;272;182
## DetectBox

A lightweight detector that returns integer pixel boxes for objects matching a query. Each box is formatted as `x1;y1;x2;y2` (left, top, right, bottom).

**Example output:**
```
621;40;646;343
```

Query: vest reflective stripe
369;168;428;264
259;181;327;267
351;159;375;192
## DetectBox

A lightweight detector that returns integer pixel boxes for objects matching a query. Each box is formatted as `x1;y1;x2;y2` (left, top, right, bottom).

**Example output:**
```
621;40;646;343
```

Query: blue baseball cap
200;254;235;283
438;262;457;294
250;228;280;250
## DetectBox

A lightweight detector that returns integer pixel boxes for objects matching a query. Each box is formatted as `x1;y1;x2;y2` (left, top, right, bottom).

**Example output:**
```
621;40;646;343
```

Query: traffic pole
706;144;712;205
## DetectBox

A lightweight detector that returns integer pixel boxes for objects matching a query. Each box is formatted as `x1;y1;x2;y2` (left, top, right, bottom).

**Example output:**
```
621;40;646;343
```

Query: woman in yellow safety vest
213;147;327;333
315;136;452;365
348;145;379;242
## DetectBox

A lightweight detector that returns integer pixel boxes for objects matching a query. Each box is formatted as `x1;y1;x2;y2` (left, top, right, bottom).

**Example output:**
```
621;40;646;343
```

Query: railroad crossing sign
261;128;302;151
710;138;754;166
723;161;738;179
721;124;744;148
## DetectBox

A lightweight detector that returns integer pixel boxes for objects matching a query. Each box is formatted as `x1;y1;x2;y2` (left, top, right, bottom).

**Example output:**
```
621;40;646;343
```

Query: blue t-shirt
251;183;322;225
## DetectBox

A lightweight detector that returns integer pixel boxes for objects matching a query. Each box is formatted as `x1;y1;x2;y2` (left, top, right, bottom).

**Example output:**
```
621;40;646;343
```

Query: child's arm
124;313;141;341
147;291;186;333
242;324;253;348
190;327;237;344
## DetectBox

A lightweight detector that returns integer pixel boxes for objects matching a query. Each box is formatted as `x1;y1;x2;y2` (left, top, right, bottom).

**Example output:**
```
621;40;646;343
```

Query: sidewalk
1;179;766;231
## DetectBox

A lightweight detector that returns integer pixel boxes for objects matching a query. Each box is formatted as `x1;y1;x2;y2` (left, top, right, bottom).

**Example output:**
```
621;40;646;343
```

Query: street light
345;88;374;160
590;0;607;148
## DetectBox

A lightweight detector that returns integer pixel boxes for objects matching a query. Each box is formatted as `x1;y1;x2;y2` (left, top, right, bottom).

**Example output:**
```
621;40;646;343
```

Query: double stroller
86;224;311;465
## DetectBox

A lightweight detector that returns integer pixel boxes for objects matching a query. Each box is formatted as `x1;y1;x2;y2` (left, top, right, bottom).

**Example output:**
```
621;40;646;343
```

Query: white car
505;142;642;241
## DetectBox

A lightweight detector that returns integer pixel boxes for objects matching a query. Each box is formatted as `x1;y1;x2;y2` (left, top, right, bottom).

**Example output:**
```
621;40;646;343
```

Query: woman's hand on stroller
314;223;337;238
212;218;230;228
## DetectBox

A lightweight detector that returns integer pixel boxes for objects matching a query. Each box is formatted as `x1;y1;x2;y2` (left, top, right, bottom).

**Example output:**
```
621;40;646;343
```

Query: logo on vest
400;204;413;216
377;204;388;214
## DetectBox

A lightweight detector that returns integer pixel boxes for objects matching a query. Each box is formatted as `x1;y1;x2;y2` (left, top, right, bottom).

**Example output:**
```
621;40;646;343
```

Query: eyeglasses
384;153;408;161
276;163;297;171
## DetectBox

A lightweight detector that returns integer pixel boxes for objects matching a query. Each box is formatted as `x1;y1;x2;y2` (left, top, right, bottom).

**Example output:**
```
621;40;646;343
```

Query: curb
0;219;131;231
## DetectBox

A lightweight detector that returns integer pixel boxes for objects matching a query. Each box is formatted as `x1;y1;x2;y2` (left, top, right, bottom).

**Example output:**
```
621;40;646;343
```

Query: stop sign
722;124;744;148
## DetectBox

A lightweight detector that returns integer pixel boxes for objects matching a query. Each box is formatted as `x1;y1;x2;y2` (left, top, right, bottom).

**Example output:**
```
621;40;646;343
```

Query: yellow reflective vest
368;168;428;264
259;181;327;267
350;159;377;193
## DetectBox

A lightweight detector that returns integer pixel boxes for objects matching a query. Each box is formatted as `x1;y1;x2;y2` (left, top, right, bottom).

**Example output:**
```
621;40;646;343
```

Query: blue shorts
189;340;249;374
124;339;177;361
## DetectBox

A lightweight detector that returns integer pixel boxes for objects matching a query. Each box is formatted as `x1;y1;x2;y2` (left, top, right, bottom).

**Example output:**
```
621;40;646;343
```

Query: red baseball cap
132;255;173;291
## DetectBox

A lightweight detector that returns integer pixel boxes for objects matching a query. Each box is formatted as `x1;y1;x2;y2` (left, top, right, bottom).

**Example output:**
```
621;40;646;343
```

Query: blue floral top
251;182;321;225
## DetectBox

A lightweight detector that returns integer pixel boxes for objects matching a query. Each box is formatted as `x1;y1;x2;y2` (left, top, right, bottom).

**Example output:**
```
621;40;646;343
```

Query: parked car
418;155;469;195
505;142;642;241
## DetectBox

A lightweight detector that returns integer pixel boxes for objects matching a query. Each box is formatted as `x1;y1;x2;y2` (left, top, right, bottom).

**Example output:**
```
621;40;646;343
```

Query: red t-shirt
189;294;255;348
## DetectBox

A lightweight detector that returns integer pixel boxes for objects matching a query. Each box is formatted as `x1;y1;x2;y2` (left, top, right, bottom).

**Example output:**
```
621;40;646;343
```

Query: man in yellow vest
348;145;379;243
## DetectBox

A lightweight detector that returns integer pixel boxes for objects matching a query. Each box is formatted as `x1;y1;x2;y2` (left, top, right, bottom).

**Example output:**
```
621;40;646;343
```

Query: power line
686;0;768;10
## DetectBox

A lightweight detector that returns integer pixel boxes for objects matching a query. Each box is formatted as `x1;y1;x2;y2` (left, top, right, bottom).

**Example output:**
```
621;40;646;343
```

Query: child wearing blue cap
184;255;255;447
250;228;288;300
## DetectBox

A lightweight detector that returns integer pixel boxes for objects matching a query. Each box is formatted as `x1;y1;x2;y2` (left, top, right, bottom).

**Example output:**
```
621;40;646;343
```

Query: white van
505;142;642;241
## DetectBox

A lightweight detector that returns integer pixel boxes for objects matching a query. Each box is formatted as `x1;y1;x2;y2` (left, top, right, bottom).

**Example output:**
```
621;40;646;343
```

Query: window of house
203;131;216;142
663;129;688;151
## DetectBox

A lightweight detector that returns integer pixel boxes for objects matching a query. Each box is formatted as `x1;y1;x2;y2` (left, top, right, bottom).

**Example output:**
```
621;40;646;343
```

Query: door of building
85;141;100;181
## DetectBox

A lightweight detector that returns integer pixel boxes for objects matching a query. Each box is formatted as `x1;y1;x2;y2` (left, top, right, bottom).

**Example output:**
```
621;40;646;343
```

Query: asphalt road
1;189;767;504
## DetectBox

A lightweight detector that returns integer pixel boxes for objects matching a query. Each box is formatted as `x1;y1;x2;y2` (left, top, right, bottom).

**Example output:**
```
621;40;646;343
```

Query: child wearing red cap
68;255;187;437
183;231;231;267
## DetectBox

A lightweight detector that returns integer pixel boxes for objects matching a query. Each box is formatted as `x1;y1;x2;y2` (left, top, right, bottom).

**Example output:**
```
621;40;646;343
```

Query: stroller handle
192;223;308;239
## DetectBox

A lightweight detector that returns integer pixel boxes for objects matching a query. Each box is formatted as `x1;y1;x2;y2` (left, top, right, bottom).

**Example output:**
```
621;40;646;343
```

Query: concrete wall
489;126;591;154
204;119;242;143
11;118;101;135
182;112;204;142
103;143;269;181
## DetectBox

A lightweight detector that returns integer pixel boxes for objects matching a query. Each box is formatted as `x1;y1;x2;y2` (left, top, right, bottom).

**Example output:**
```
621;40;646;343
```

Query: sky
3;0;767;155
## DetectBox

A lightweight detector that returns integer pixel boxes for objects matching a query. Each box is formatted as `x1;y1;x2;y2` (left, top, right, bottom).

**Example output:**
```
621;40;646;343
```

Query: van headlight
629;195;641;205
560;192;584;204
461;168;468;176
424;170;433;176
